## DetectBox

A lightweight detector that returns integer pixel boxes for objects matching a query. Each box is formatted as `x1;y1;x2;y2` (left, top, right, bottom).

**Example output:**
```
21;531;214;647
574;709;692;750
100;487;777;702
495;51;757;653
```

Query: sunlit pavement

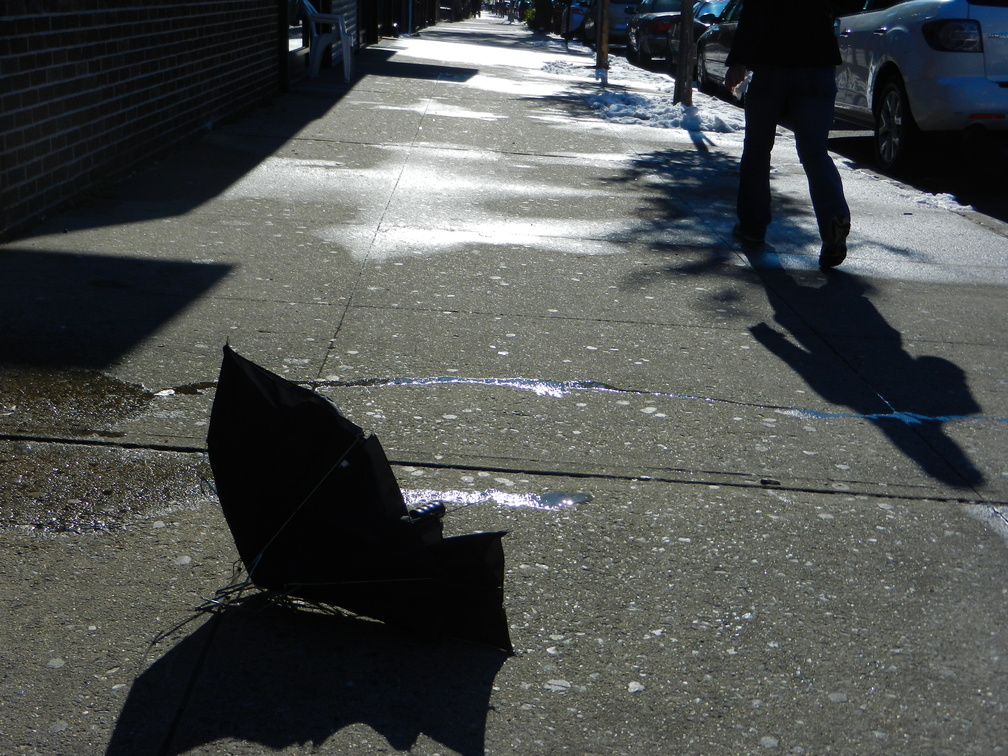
2;16;1007;755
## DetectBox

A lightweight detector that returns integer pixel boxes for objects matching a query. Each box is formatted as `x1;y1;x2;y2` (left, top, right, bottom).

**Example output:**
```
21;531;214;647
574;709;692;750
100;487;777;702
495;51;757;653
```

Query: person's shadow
105;595;508;756
747;261;984;489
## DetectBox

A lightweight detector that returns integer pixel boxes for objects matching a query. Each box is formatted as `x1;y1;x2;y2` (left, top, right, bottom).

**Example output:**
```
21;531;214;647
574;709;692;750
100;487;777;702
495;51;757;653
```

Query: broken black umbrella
206;345;512;652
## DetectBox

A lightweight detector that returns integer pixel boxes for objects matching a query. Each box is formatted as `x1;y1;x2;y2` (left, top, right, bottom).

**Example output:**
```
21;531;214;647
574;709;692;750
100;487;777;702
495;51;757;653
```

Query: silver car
835;0;1008;171
581;0;638;45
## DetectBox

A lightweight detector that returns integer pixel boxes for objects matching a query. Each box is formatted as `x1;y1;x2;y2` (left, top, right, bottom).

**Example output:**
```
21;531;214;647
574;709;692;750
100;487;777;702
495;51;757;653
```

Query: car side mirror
698;13;716;23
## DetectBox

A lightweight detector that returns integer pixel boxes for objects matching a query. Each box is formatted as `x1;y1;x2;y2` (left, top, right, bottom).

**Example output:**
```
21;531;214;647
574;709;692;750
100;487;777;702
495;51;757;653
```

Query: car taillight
654;20;673;31
922;19;983;52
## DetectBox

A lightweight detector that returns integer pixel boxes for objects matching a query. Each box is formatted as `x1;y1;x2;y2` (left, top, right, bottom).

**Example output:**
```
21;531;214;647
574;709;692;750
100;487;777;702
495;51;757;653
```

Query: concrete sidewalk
2;16;1007;755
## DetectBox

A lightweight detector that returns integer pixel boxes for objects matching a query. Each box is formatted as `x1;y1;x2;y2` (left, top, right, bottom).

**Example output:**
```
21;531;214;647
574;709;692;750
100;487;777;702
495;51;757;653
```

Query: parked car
627;0;681;63
834;0;1008;171
580;0;638;46
665;0;729;75
561;0;590;38
695;0;742;95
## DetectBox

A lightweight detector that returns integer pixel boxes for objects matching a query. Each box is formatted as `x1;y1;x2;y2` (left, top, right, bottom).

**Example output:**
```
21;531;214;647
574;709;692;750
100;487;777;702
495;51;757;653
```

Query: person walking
725;0;851;268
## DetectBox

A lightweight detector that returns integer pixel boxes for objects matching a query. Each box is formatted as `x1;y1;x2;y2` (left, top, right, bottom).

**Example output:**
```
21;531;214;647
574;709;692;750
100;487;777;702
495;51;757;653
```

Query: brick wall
0;1;283;240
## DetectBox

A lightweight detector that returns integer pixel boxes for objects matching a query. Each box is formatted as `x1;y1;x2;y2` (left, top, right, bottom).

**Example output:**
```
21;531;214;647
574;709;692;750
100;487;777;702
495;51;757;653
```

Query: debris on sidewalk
206;344;512;651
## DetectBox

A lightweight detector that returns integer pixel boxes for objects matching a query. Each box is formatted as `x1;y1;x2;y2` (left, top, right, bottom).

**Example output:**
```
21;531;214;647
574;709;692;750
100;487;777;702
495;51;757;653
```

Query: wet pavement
2;16;1008;755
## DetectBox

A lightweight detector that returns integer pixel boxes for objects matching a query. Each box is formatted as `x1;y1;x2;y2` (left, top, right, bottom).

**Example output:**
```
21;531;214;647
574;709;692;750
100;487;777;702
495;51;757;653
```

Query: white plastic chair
300;0;354;81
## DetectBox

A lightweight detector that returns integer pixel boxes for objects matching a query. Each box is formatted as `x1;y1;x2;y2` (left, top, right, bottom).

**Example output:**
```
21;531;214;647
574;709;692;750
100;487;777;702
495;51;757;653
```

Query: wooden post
673;0;694;105
595;0;609;83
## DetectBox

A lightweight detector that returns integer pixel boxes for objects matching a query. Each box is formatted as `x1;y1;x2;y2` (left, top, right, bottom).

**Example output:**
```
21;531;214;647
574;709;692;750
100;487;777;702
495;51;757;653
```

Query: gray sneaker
819;217;851;268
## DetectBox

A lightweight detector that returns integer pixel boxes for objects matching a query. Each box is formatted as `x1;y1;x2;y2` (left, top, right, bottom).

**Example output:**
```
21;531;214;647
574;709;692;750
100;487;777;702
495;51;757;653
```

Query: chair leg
308;42;321;77
340;31;353;81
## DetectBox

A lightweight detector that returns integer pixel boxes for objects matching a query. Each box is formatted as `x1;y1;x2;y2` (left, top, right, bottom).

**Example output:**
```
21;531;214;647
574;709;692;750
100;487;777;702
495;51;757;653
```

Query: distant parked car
834;0;1008;171
627;0;681;63
695;0;742;96
581;0;638;46
561;0;590;38
665;0;728;75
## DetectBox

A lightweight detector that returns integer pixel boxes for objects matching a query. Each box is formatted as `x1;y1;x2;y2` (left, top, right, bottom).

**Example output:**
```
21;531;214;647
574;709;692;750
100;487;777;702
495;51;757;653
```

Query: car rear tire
626;35;638;61
638;39;652;64
666;26;679;73
874;76;918;173
696;46;711;92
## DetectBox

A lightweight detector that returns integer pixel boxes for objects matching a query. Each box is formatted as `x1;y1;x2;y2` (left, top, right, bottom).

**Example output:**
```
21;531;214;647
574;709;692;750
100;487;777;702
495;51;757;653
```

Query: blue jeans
738;66;850;241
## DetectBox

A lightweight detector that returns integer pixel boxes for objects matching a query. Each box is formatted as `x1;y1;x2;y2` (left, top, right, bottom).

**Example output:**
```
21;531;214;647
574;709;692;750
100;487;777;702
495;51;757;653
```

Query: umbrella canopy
206;345;511;651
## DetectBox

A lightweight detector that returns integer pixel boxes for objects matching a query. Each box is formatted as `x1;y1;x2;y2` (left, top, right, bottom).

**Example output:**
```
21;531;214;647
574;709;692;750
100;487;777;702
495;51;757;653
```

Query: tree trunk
673;0;694;106
596;0;609;78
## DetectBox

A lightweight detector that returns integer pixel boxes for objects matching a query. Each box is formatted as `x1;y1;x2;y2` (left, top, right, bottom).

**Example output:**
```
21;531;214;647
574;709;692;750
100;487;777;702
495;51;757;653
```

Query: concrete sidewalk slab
2;14;1007;755
5;466;1006;754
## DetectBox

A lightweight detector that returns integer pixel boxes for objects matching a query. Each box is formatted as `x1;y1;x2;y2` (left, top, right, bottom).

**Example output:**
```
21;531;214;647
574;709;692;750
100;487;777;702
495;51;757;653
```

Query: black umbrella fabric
206;345;511;651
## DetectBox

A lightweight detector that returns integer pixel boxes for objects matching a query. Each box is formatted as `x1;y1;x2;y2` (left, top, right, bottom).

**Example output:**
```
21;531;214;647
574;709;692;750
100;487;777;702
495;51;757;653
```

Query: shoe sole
819;219;850;268
732;225;765;246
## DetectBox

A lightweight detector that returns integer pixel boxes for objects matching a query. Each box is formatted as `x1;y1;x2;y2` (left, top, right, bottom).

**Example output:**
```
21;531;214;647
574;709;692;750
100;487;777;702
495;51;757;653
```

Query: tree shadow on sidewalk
106;595;507;756
746;259;985;490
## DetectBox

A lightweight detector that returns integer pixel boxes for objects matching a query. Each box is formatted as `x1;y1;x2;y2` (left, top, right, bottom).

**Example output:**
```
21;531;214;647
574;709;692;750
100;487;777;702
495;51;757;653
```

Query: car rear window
968;0;1008;6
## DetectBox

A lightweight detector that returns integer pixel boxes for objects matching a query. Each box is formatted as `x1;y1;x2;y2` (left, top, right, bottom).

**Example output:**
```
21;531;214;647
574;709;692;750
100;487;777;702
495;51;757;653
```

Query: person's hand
725;64;747;92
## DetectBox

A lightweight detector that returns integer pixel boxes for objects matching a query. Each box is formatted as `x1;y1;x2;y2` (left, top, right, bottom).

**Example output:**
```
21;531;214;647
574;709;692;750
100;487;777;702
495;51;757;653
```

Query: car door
835;0;904;117
704;0;742;84
630;0;655;51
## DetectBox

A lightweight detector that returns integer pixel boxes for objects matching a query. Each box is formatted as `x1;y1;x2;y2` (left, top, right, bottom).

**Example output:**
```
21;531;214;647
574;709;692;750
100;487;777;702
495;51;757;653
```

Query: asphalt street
1;15;1007;756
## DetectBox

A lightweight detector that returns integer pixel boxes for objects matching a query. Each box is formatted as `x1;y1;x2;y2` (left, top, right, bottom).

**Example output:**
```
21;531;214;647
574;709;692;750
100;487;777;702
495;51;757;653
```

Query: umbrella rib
285;577;437;587
245;433;365;581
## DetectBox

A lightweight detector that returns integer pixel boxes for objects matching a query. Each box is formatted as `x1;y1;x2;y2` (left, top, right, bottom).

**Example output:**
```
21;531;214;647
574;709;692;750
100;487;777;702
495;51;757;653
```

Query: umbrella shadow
748;261;984;489
106;595;509;756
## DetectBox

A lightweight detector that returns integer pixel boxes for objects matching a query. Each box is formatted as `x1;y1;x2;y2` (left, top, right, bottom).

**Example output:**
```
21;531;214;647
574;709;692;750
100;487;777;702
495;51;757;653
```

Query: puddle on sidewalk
0;440;213;533
0;367;153;438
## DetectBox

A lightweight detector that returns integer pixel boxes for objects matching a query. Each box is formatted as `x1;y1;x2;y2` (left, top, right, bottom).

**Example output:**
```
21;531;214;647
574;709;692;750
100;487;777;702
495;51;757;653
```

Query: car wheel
696;46;710;92
666;26;678;73
873;76;918;172
666;44;677;74
639;39;652;64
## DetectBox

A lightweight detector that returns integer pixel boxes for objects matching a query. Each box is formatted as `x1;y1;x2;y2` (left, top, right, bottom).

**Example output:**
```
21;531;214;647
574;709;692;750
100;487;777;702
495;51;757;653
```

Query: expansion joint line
1;431;1001;509
322;88;435;380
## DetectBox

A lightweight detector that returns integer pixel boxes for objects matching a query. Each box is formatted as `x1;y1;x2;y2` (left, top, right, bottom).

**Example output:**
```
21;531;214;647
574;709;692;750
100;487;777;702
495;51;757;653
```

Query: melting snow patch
403;487;591;511
965;504;1008;547
584;91;741;133
542;53;746;134
912;191;972;212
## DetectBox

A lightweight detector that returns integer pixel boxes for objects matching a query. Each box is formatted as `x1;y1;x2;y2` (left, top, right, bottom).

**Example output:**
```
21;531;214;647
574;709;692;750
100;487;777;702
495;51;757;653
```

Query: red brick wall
0;1;282;240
